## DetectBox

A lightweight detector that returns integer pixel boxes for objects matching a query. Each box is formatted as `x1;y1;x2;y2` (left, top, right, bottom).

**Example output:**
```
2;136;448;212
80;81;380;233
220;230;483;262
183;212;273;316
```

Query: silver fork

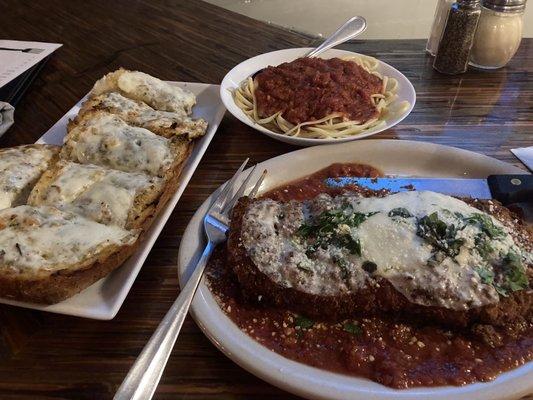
114;159;266;400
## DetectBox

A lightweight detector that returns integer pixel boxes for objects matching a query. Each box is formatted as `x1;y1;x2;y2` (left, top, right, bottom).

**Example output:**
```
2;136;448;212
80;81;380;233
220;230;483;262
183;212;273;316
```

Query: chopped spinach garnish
474;234;494;260
362;261;377;274
331;235;361;256
416;212;465;259
297;204;375;257
475;266;494;286
295;315;314;329
343;322;362;336
297;204;374;238
463;213;505;239
476;252;528;297
297;223;315;238
388;207;412;218
496;252;528;296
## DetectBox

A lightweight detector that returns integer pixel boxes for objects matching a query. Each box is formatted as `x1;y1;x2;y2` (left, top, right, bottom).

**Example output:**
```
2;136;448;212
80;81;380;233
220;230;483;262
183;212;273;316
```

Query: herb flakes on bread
28;160;165;230
0;205;138;303
62;110;188;177
0;144;60;210
0;68;205;305
76;92;207;140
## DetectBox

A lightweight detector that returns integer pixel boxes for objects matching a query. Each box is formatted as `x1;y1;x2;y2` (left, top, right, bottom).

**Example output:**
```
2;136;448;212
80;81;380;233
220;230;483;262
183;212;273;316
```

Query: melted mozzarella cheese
88;92;188;121
48;163;105;202
241;191;529;310
32;162;161;227
84;92;207;139
65;113;174;176
116;71;196;114
0;146;56;210
0;205;137;272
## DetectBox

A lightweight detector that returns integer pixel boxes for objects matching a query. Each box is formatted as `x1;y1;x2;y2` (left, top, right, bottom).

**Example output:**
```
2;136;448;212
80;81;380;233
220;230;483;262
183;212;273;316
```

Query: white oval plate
178;140;531;400
0;82;226;320
220;48;416;147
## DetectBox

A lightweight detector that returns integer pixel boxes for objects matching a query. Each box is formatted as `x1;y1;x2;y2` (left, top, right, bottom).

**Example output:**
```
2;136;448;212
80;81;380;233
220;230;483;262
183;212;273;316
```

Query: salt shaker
433;0;482;74
426;0;455;55
470;0;527;69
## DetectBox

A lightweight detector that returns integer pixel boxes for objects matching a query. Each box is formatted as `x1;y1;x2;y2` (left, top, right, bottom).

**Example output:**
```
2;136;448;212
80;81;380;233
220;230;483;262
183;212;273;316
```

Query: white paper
0;40;62;88
511;147;533;171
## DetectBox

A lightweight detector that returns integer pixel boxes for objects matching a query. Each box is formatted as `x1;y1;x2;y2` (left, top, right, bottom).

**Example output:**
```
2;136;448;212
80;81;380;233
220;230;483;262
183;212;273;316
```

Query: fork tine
248;169;267;199
221;164;259;215
211;158;249;210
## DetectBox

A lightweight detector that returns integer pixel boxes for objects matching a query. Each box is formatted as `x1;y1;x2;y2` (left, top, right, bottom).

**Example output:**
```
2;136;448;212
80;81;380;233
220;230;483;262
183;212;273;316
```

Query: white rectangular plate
0;82;225;319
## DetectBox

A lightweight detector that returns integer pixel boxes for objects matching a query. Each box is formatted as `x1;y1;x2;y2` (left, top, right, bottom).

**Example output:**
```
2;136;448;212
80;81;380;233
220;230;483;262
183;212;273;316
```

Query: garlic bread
0;205;139;303
28;160;165;230
0;144;60;210
90;68;196;115
62;111;189;178
76;92;207;139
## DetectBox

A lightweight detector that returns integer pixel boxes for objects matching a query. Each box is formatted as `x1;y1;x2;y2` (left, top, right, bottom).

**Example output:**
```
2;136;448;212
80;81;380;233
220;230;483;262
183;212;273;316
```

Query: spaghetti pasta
233;55;410;139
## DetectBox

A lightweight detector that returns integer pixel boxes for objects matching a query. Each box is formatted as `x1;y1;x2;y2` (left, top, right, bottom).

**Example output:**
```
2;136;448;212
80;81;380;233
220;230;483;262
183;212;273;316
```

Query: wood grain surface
0;1;532;399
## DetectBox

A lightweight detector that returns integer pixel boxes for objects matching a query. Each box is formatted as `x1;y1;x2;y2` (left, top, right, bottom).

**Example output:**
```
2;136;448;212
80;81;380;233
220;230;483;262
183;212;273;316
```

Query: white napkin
0;102;14;136
511;147;533;172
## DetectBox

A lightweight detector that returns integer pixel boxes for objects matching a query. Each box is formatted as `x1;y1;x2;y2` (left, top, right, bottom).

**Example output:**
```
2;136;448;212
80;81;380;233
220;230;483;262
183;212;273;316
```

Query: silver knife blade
325;177;492;199
511;147;533;172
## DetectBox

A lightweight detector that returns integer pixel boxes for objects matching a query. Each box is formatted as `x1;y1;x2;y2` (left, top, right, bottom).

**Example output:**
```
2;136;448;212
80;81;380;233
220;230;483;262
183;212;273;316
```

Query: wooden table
0;1;531;399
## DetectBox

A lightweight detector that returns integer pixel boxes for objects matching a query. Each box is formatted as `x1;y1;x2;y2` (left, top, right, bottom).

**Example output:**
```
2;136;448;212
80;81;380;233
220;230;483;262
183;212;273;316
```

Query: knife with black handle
326;174;533;205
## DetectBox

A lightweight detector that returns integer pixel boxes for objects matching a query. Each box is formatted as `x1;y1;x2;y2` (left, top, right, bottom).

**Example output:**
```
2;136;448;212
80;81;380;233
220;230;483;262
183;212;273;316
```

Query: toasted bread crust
228;197;533;328
135;139;192;234
0;143;60;155
0;239;138;304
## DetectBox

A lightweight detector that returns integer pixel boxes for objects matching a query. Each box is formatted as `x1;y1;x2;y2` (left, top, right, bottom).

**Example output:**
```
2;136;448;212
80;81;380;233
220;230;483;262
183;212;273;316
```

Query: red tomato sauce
205;164;533;389
254;57;383;125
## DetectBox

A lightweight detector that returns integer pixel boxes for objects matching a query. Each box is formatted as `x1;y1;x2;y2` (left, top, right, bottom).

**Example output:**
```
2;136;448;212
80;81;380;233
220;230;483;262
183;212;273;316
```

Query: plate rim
0;82;225;320
178;139;532;400
220;47;417;146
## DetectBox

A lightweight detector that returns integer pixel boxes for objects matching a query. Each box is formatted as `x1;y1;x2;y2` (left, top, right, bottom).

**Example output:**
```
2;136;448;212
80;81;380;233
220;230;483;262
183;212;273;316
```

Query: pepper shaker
433;0;482;74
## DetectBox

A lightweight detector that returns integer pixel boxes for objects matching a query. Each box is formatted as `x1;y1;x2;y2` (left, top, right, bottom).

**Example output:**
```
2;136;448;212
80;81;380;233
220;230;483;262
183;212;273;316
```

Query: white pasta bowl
220;47;416;146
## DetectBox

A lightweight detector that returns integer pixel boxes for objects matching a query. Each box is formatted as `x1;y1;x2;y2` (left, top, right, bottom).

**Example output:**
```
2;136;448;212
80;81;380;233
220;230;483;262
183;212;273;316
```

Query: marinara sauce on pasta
254;57;383;125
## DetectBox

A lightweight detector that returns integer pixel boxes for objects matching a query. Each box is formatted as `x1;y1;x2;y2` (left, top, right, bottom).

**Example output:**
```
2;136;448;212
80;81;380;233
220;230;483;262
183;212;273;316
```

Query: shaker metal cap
483;0;527;12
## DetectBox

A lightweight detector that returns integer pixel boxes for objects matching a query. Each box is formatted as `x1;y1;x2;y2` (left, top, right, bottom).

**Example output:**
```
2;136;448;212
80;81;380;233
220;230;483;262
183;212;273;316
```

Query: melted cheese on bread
0;145;58;210
28;161;163;228
63;112;175;177
91;68;195;114
0;205;137;272
79;92;207;139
